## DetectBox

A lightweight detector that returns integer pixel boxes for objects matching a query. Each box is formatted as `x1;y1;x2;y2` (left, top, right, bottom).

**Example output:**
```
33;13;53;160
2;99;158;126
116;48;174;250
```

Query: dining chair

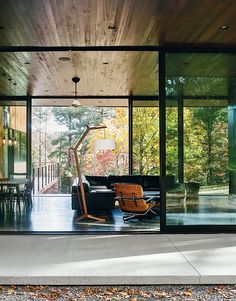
0;183;15;211
19;179;34;209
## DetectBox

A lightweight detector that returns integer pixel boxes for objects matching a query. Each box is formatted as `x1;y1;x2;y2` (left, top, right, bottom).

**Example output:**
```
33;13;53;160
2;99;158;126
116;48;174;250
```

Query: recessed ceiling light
108;24;116;30
72;99;81;107
58;56;71;61
220;25;229;30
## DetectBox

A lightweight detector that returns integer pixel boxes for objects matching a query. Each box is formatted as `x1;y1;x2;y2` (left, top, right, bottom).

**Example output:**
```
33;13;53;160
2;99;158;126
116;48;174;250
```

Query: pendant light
71;76;81;107
13;82;17;145
2;73;6;145
94;108;115;151
8;78;13;146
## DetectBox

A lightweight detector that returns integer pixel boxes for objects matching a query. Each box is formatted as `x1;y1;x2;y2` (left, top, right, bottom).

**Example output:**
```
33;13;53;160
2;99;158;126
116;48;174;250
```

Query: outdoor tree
183;108;204;182
32;107;49;168
86;108;129;176
192;107;228;185
49;107;103;176
133;106;159;175
166;107;178;177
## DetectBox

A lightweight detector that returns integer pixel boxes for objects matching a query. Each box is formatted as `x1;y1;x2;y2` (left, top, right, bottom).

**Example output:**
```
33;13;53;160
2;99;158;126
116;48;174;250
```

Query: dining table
0;178;29;204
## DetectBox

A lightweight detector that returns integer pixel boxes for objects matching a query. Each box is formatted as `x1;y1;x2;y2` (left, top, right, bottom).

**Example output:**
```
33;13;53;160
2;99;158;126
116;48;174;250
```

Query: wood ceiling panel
1;0;236;47
32;98;128;107
1;0;236;98
0;51;158;96
166;53;236;77
165;53;236;97
0;0;159;46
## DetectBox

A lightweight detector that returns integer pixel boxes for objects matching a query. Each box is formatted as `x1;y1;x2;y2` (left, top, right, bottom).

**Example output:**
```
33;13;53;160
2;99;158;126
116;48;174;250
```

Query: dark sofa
71;174;179;212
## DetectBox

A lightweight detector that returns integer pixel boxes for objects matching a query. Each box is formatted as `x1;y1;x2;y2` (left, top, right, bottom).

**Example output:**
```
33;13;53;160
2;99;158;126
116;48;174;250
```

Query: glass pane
0;101;27;177
165;52;234;226
32;106;129;194
132;100;159;175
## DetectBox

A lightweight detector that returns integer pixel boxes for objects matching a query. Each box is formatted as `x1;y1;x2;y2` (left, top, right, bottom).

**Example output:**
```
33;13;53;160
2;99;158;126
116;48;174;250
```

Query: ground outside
0;285;236;300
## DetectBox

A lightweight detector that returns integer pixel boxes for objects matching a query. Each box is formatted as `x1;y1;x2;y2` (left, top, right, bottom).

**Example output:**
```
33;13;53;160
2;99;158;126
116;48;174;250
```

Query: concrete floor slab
167;234;236;284
0;235;199;285
1;234;236;285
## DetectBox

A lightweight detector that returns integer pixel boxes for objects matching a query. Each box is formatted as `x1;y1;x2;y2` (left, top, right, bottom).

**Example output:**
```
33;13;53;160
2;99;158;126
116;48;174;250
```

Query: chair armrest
116;195;159;202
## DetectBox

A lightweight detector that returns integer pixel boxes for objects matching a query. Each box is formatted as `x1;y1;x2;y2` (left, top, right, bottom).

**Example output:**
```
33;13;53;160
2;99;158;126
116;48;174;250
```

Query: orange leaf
183;291;192;296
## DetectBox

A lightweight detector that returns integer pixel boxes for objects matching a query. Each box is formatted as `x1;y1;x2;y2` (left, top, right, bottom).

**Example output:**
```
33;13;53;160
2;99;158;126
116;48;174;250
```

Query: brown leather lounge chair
114;183;160;222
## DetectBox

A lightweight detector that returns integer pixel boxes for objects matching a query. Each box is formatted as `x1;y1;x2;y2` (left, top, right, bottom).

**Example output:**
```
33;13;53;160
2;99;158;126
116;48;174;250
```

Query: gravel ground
0;285;236;300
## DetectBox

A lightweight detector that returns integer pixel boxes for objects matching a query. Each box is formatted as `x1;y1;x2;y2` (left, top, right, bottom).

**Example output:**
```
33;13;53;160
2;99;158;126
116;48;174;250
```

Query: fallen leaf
155;292;168;298
139;291;151;298
183;291;192;296
7;288;15;295
221;293;233;299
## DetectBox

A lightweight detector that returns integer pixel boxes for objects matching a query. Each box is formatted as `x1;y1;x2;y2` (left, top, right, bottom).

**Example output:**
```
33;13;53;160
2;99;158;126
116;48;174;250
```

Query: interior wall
0;107;3;177
9;106;26;133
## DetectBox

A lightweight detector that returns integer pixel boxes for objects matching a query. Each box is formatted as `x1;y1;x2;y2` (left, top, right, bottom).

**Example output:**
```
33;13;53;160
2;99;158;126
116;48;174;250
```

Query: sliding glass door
165;52;236;227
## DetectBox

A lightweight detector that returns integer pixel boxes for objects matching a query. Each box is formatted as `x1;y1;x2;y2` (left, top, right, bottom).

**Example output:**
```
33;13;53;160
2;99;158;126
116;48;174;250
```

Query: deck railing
32;163;60;195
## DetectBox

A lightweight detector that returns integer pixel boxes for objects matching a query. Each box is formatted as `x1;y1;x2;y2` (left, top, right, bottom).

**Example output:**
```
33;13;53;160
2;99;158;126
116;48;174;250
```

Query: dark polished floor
166;195;236;225
1;194;236;231
0;195;160;233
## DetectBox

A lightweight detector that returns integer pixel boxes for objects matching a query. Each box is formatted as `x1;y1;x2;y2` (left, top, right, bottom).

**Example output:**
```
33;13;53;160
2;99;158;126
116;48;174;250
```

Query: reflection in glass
165;52;236;226
0;102;27;177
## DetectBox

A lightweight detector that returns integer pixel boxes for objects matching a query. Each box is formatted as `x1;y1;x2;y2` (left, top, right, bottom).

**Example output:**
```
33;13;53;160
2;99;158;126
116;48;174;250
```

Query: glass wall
132;100;159;175
165;52;235;226
32;106;129;194
0;101;27;177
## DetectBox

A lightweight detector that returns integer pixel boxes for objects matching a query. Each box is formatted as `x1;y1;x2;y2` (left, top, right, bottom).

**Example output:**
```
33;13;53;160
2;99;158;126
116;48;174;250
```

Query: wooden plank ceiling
0;0;236;99
0;51;158;97
166;52;236;97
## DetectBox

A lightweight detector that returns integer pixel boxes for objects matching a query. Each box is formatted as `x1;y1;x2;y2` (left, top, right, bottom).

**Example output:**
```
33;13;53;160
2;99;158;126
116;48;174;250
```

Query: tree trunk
206;128;213;185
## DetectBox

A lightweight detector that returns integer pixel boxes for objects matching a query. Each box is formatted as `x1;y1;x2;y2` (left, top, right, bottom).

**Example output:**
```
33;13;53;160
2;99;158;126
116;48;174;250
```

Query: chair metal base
123;214;136;222
123;208;160;222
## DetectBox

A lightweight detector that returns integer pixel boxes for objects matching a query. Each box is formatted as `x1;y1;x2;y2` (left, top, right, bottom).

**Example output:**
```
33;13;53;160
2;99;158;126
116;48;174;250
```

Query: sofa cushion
108;175;141;189
72;177;91;193
107;175;124;189
90;185;108;190
72;190;116;211
121;175;141;185
141;175;160;190
85;176;108;188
